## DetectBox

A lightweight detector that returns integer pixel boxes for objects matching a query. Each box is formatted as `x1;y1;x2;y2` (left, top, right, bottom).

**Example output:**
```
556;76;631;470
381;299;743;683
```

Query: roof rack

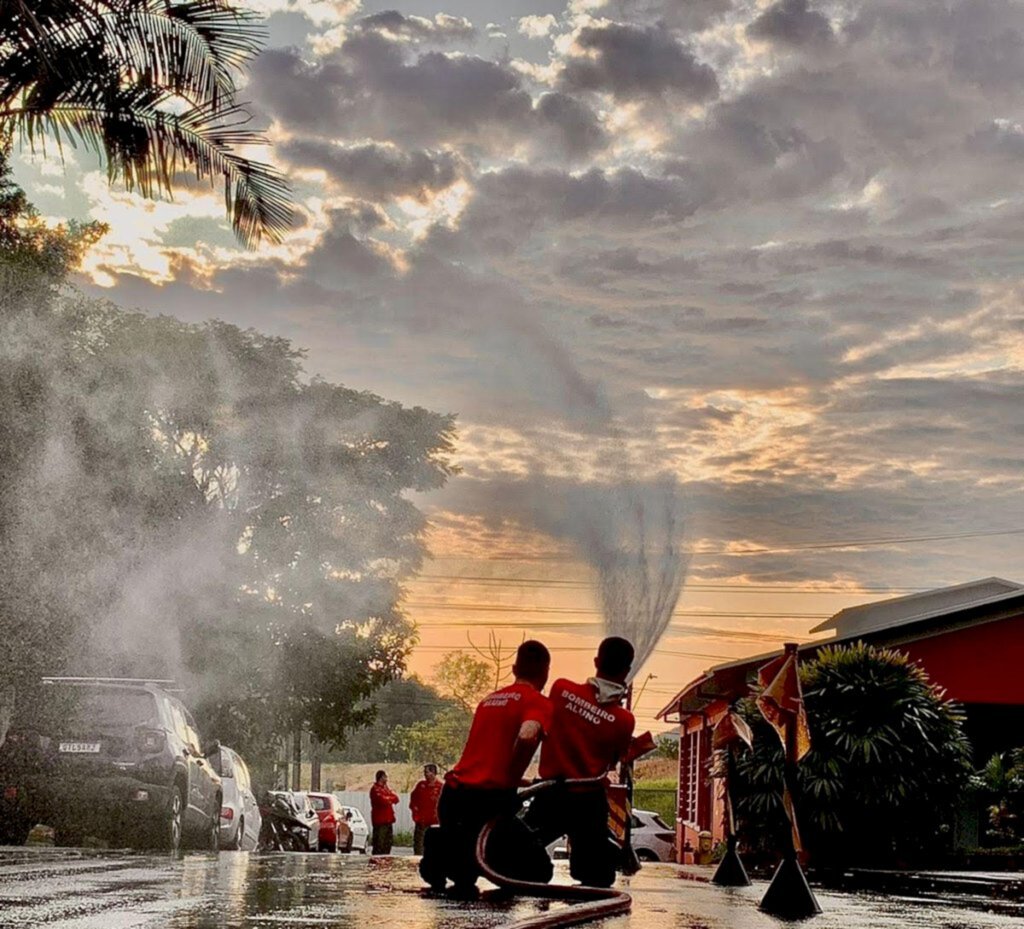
41;676;178;686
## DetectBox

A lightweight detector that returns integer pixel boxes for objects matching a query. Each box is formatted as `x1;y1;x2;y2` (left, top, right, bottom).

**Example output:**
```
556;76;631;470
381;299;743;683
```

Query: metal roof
656;577;1024;720
809;576;1024;637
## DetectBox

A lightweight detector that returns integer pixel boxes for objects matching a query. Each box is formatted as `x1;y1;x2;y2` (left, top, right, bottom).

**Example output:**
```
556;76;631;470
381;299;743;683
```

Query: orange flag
755;651;811;762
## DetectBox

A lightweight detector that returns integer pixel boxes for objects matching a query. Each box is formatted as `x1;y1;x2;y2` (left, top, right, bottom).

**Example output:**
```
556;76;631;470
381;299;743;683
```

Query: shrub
731;642;971;866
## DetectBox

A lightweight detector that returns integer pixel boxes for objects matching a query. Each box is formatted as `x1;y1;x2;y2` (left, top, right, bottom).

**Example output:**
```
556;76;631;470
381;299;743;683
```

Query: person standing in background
410;763;443;855
369;769;399;855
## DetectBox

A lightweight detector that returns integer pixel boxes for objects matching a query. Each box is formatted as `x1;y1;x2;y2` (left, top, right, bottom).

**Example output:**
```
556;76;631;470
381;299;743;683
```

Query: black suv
0;680;222;853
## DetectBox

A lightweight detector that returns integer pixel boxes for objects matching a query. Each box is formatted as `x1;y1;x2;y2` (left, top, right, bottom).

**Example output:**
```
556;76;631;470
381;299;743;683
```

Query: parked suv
0;679;222;853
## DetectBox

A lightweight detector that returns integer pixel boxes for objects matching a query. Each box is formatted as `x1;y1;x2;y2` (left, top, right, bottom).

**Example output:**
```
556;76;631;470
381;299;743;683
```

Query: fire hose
473;777;633;929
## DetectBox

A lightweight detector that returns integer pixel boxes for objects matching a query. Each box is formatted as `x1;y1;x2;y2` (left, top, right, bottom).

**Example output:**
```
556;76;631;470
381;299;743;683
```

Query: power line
404;602;828;618
426;525;1024;561
412;576;927;594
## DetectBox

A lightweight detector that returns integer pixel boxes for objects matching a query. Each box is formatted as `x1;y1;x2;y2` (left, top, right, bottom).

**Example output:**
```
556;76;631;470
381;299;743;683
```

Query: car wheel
0;818;31;847
166;788;185;854
635;848;657;862
207;810;220;852
231;818;244;851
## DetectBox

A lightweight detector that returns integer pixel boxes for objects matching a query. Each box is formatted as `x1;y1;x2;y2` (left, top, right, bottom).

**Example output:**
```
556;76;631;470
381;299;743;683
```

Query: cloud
278;140;464;202
747;0;835;49
534;92;608;158
518;14;558;39
354;10;475;42
51;0;1024;607
559;23;719;101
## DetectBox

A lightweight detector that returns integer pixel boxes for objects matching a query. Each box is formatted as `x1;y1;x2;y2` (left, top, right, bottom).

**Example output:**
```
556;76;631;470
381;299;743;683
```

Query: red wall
898;615;1024;704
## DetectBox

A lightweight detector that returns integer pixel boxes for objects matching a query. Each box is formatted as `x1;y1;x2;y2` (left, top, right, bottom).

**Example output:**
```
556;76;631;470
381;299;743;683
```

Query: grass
632;778;677;825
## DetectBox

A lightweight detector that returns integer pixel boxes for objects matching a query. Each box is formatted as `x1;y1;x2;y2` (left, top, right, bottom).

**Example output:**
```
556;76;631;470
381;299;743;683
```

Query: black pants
420;784;551;890
413;822;430;856
524;785;617;887
371;822;393;855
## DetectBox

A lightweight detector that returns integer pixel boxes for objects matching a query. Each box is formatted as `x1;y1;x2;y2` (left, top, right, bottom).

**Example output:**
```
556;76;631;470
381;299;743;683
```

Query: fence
330;790;416;834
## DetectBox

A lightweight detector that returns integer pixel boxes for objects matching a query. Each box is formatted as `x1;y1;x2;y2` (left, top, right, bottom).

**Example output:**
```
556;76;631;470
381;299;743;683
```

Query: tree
0;147;106;740
385;705;473;768
0;0;292;246
434;652;492;712
384;651;498;766
328;676;457;763
0;166;457;762
731;642;971;866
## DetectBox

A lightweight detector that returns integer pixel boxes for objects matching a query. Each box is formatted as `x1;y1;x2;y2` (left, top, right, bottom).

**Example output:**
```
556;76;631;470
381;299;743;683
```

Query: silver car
210;746;261;851
545;808;676;864
630;809;676;862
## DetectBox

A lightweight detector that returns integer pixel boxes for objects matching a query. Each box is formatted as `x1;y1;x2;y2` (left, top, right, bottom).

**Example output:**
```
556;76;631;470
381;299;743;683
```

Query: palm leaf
4;92;293;247
0;0;293;247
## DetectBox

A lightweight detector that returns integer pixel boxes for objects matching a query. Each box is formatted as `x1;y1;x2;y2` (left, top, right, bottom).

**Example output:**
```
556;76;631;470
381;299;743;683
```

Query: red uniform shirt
369;781;399;825
538;678;635;780
410;778;443;826
447;682;553;790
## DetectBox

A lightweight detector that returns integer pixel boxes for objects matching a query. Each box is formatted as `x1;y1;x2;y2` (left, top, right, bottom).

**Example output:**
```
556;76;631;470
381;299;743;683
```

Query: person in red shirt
410;763;442;855
420;640;554;897
369;769;399;855
527;636;636;887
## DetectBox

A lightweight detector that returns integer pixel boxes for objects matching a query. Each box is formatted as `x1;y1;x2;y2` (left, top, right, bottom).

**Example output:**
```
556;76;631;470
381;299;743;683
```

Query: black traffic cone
712;836;751;887
759;854;821;919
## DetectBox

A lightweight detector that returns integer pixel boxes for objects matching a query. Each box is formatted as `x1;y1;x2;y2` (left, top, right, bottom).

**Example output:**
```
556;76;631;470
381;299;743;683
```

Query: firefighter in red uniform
420;640;554;897
527;636;636;887
410;763;442;855
369;769;400;855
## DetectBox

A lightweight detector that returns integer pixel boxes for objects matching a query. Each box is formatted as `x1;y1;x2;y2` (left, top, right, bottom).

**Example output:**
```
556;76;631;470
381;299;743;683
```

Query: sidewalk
824;867;1024;901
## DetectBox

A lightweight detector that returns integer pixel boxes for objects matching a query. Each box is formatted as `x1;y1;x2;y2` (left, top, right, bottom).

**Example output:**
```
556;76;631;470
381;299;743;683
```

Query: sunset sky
15;0;1024;731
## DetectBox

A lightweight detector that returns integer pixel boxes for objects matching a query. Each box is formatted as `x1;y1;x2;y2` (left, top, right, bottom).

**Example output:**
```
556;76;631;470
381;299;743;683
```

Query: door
236;756;260;849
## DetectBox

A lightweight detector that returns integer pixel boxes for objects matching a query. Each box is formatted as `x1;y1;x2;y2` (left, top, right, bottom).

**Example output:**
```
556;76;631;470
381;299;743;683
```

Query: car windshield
308;796;329;811
651;814;671;830
74;691;159;732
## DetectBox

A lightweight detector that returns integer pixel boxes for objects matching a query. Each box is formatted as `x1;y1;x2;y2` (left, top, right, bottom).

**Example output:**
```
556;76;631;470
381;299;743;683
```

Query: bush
731;642;971;867
973;747;1024;845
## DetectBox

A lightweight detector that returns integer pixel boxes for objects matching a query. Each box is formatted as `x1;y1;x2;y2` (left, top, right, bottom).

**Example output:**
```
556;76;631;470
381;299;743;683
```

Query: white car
334;803;369;853
544;808;675;864
210;745;262;851
630;809;676;862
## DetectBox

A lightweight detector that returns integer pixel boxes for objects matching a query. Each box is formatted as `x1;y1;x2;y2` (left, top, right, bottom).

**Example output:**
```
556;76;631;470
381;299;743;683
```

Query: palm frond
4;92;293;247
0;0;293;247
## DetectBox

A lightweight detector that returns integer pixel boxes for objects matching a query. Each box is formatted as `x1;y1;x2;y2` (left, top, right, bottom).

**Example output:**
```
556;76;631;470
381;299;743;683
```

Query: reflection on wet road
0;848;1021;929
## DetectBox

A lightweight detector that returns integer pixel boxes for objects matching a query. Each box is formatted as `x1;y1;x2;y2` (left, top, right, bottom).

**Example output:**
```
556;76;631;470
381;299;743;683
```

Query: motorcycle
257;791;312;852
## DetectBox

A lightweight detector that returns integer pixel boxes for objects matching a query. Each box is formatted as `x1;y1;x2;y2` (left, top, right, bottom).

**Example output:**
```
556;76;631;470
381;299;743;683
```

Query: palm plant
0;0;292;247
731;642;972;866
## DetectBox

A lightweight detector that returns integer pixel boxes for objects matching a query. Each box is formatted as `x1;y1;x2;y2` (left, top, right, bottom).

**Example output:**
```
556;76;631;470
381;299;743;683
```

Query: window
679;728;701;824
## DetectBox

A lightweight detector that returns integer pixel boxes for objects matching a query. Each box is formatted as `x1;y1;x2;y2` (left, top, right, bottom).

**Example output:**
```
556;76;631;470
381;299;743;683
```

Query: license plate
59;742;101;754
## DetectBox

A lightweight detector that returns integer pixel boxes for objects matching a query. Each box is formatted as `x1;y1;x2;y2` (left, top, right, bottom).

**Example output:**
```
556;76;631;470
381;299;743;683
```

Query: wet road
0;848;1021;929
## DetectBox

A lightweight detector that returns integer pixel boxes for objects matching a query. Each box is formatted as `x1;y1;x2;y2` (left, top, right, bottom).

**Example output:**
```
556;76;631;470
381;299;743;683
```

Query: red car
307;792;352;852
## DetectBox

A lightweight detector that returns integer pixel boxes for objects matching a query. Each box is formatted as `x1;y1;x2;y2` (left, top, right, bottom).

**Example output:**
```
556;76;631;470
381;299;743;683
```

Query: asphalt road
0;847;1022;929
